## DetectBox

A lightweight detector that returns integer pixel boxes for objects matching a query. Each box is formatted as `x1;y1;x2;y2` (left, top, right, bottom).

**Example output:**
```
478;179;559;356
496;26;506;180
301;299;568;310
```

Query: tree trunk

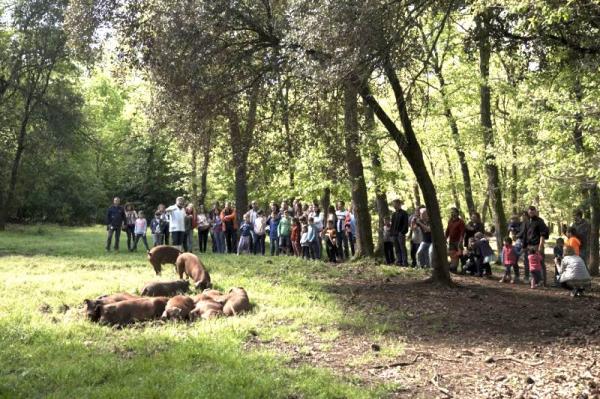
444;150;461;210
477;10;507;254
365;104;389;256
359;63;450;284
191;146;198;206
198;140;211;209
280;82;295;189
413;182;421;208
433;64;475;214
343;81;374;257
589;184;600;276
321;186;331;222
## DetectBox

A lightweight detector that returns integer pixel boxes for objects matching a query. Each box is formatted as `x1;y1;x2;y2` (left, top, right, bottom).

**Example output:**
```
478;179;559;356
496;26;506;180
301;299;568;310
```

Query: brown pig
98;297;168;326
147;245;181;275
141;280;189;297
175;253;211;290
192;289;227;304
189;299;224;320
161;295;195;320
222;287;251;317
84;293;139;322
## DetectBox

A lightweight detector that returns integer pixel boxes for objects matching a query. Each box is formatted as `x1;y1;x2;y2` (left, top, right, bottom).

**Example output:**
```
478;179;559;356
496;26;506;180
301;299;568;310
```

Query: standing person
346;206;356;257
390;199;409;266
165;197;186;251
246;201;259;252
124;204;138;252
528;248;544;289
324;219;338;263
383;217;395;265
565;227;581;256
157;204;170;245
306;216;319;260
133;211;150;251
183;203;195;252
197;205;210;253
221;201;237;254
267;207;281;256
335;201;350;260
500;236;519;283
253;210;267;255
521;206;550;285
445;207;466;273
408;208;423;267
311;204;324;259
415;208;432;268
208;202;220;252
212;205;225;253
291;217;301;257
278;210;292;255
105;197;126;252
150;211;164;247
237;214;252;255
462;212;485;269
571;209;591;266
300;224;310;259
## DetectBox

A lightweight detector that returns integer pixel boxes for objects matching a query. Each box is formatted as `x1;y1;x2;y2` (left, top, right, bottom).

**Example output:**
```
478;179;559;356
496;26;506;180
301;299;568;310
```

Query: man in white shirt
165;196;186;251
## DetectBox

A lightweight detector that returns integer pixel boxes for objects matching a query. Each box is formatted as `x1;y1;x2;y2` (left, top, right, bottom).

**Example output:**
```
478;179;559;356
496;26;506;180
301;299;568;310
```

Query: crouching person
558;245;592;297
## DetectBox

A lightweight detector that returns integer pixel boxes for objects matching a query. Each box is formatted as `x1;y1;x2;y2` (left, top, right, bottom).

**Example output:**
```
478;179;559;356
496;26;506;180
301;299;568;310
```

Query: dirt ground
254;264;600;398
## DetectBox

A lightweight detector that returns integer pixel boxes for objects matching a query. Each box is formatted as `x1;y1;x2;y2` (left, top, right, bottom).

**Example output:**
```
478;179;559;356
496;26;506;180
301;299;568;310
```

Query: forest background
1;0;599;283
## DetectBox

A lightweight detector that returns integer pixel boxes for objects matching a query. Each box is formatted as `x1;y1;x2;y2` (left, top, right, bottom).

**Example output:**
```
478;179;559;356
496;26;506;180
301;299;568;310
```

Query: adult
165;197;186;251
571;209;591;266
208;202;220;252
390;199;409;266
415;208;432;268
558;245;592;297
267;203;281;256
347;205;356;257
445;207;466;273
253;210;267;255
183;203;196;252
246;201;259;251
310;203;324;259
335;201;350;260
221;201;237;254
520;206;549;285
124;203;137;252
197;205;210;253
157;204;170;245
408;208;423;267
105;197;126;251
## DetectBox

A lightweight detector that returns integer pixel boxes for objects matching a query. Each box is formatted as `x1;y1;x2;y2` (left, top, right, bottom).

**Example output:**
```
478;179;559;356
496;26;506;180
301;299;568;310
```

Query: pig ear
84;299;92;307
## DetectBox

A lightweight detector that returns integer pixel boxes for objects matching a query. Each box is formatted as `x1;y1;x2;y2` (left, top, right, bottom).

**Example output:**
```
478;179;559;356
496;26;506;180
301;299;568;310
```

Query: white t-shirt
166;205;186;232
254;216;266;235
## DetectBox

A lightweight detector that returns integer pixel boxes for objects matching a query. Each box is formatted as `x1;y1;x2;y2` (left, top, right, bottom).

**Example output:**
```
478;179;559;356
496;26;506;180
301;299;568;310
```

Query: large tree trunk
477;10;508;254
433;64;475;214
191;146;198;206
280;81;295;189
198;140;210;209
365;104;389;256
343;81;374;257
444;150;461;210
359;63;450;285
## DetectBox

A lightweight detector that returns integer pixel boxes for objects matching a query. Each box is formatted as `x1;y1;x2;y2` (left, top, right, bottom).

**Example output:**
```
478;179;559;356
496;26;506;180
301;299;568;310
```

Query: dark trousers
393;235;408;265
348;232;355;256
126;225;135;250
254;234;266;255
524;246;547;284
309;240;319;260
106;226;121;250
225;229;236;254
475;257;492;276
270;236;279;256
384;242;395;264
171;231;184;246
336;230;349;260
410;242;419;266
133;234;150;251
326;239;337;262
503;264;520;279
198;229;209;252
162;223;170;245
302;245;310;259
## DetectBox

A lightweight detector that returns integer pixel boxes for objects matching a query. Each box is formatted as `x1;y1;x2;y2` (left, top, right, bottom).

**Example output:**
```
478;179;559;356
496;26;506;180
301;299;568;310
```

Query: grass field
0;225;407;398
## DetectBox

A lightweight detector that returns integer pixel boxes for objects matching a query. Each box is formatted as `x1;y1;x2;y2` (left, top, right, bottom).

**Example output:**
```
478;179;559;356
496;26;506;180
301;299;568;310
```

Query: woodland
1;0;600;284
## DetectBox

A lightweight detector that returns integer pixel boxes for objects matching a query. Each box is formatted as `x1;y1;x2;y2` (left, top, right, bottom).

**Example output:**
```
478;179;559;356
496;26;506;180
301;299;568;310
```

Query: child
565;227;581;256
463;237;477;275
383;217;394;265
150;211;164;247
324;219;337;263
267;211;280;256
278;210;292;255
212;212;225;253
473;232;493;277
237;215;252;255
500;236;519;283
553;237;565;285
133;211;150;251
528;248;543;288
306;217;319;260
291;217;301;257
300;225;310;259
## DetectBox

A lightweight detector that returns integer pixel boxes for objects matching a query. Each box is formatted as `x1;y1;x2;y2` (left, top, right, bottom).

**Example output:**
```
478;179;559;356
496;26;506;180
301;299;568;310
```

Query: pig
175;253;211;290
189;299;224;320
222;287;251;317
84;293;139;322
98;297;168;326
147;245;181;275
161;295;195;320
192;289;227;304
141;280;189;297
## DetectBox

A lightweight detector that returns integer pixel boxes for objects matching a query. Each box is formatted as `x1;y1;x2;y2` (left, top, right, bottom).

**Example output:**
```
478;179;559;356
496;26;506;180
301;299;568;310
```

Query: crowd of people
105;197;593;296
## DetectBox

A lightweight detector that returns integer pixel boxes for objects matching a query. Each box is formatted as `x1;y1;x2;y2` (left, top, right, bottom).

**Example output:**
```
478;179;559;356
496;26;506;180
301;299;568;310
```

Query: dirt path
260;268;600;398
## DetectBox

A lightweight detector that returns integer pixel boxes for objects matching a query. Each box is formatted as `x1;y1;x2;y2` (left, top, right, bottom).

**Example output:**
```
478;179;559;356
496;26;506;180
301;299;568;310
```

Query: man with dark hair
105;197;126;251
335;201;350;260
521;206;550;285
390;199;409;266
445;207;465;273
571;209;591;265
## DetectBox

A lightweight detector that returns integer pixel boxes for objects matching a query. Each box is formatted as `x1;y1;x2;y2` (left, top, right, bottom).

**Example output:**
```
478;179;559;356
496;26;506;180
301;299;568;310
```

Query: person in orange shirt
566;227;581;256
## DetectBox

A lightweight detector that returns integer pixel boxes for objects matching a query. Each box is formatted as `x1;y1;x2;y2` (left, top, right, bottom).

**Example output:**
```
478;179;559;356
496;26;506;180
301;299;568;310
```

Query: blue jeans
270;236;279;256
213;230;225;253
417;241;431;268
393;235;408;265
254;234;265;255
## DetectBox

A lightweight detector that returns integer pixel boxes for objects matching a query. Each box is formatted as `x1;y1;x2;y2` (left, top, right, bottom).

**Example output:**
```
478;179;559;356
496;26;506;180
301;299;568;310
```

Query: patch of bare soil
258;267;600;398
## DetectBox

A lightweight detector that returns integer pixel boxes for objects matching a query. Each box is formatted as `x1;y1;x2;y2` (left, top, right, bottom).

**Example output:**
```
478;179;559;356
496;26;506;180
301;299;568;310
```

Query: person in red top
290;217;301;257
500;236;519;283
528;248;544;288
445;207;466;273
221;202;238;254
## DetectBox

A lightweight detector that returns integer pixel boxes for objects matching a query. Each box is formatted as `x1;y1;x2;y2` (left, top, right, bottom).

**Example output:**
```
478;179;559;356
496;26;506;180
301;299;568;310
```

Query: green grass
0;225;409;398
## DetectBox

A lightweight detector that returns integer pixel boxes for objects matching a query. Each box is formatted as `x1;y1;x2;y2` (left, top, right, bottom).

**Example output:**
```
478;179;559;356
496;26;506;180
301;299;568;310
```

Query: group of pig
83;245;250;326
